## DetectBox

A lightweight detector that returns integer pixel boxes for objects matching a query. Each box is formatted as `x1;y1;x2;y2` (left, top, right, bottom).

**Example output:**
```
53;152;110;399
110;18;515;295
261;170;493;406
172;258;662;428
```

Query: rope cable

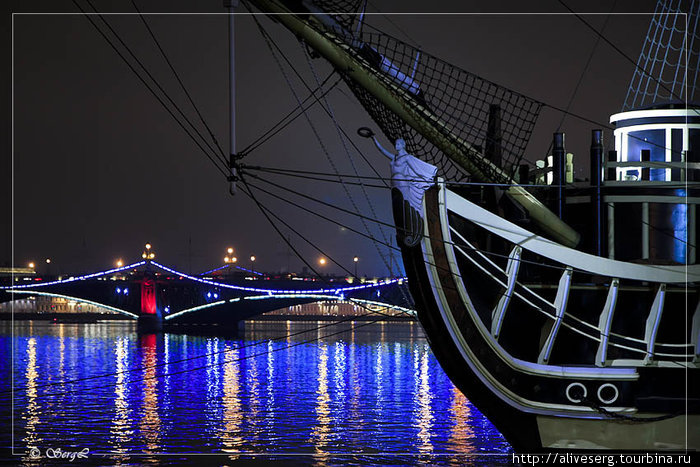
241;72;341;154
83;0;230;167
558;0;699;116
250;12;402;282
303;47;407;284
242;174;692;359
71;0;229;176
130;0;227;160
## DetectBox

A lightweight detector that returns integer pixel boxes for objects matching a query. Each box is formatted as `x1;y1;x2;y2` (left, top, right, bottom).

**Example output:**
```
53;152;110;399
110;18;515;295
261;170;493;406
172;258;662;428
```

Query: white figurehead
395;138;407;155
371;135;437;212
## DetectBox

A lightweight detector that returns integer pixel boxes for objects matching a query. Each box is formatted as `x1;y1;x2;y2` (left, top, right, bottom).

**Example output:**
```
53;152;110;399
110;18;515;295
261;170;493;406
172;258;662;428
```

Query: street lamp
45;258;51;264
224;247;236;265
143;242;155;260
353;256;359;277
319;257;327;266
250;255;256;274
28;262;35;269
116;259;123;268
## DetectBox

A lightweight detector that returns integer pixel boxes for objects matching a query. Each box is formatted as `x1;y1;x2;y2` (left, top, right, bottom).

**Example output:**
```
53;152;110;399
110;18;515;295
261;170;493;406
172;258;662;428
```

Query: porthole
597;383;619;405
566;382;587;404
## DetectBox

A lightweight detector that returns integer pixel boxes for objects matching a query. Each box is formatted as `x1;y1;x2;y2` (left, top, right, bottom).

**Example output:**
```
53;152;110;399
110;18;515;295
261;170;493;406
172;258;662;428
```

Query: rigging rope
241;72;341;155
244;165;698;249
239;5;392;191
303;47;406;282
557;0;699;113
130;0;228;161
249;12;405;282
83;0;230;168
240;173;693;361
72;0;229;176
556;0;617;134
242;178;389;285
244;169;699;273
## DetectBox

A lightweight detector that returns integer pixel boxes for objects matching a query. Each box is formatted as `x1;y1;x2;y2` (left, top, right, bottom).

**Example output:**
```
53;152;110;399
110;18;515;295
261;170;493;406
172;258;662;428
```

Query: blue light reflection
5;321;511;459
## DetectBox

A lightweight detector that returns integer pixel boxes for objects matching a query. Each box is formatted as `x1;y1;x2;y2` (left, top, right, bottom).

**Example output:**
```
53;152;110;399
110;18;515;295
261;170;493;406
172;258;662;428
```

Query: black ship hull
396;185;699;451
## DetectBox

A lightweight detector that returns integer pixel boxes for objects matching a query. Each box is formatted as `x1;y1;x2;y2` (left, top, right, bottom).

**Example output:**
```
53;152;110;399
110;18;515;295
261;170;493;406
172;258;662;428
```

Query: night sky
2;0;658;276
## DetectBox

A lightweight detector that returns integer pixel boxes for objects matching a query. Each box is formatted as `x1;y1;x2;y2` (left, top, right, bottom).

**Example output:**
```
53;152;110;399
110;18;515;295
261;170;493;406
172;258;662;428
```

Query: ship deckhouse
607;105;699;264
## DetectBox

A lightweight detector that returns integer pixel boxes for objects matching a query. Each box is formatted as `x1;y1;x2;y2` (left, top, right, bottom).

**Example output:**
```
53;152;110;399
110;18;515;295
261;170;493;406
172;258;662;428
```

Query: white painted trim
451;241;548;313
610;108;700;122
435;186;637;380
608;202;615;259
491;245;521;340
692;301;700;362
538;268;573;365
450;239;627;353
643;285;666;364
449;205;688;359
419;186;637;419
612;123;699;182
642;202;649;259
665;127;672;181
445;189;697;283
604;180;700;187
595;279;620;367
604;195;700;204
691;204;697;264
610;359;698;369
606;161;700;169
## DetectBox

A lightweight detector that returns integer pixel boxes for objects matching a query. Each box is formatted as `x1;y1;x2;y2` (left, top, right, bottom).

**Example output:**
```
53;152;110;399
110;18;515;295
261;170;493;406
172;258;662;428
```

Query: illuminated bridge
0;260;414;330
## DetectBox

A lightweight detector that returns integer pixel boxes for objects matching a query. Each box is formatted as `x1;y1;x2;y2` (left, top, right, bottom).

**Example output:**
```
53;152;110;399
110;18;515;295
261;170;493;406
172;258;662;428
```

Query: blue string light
151;261;405;294
163;294;416;321
234;265;264;276
198;264;230;276
1;259;406;295
1;261;147;290
198;264;264;276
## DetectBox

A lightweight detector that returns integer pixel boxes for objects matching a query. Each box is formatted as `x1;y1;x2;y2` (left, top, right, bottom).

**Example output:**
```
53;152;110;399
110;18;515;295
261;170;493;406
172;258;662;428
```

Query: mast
245;0;580;247
226;1;239;194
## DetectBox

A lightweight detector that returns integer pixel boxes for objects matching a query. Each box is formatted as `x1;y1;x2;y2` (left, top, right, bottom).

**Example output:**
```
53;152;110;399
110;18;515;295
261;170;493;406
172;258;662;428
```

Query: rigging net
310;0;544;182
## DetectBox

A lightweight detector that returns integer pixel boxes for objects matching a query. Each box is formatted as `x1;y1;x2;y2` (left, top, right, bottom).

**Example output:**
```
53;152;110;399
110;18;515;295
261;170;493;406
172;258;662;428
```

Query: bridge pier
137;273;162;332
137;313;162;332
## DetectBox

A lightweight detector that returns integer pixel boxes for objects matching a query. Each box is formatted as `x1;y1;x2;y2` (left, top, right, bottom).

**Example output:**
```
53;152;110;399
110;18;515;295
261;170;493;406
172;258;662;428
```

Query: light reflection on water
3;320;511;463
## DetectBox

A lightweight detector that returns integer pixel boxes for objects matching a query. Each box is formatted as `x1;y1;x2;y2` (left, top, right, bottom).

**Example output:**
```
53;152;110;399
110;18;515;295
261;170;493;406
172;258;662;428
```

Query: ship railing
442;187;698;367
604;160;700;183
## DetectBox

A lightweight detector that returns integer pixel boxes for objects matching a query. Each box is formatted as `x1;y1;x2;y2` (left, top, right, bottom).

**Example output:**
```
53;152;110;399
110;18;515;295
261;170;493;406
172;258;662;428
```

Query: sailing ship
243;0;699;451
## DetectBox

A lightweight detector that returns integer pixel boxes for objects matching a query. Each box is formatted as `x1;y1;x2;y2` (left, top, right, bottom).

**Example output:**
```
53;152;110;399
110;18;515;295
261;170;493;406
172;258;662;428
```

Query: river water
1;320;512;465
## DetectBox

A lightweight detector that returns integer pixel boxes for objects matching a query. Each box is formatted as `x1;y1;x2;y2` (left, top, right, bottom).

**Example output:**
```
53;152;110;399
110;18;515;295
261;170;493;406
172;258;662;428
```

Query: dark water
1;320;511;465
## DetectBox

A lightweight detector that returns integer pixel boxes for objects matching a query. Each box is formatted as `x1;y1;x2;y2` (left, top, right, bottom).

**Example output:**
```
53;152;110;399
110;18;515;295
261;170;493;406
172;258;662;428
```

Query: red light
140;278;157;315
